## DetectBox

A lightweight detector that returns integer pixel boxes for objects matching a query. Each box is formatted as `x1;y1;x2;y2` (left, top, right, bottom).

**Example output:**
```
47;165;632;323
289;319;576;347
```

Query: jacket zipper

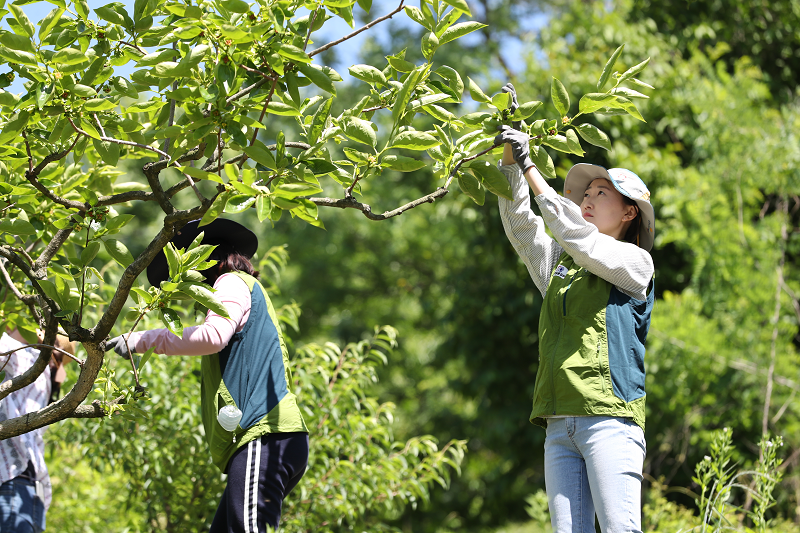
551;269;580;414
597;340;607;394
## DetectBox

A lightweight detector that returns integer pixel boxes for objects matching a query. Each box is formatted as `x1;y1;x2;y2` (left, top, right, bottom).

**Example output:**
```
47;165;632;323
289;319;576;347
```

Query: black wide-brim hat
146;218;258;287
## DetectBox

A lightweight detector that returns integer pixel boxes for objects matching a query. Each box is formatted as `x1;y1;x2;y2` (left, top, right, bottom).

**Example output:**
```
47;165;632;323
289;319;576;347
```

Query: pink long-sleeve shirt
128;273;252;356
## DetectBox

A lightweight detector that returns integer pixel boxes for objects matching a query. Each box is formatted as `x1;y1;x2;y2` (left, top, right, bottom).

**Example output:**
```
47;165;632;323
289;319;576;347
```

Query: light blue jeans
0;477;45;532
544;416;646;533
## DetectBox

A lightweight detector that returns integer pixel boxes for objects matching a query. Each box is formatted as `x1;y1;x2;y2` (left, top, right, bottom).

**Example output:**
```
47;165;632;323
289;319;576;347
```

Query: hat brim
146;218;258;286
564;164;655;252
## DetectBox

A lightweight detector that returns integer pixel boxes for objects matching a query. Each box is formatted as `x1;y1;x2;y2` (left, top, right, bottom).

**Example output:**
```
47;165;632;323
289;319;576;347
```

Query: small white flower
90;220;101;231
766;441;774;447
723;427;729;432
704;455;711;461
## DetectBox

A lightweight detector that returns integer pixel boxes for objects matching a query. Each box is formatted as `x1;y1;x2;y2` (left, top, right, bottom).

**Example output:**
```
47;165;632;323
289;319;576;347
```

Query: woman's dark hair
201;244;259;284
622;196;642;247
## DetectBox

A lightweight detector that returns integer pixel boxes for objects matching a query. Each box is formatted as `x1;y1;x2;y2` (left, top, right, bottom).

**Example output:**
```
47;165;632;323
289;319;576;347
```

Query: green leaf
80;241;101;266
243;143;277;170
551;77;569;117
309;97;333;145
39;7;65;40
224;194;256;214
530;144;556;180
439;21;486;45
53;47;88;65
468;160;512;200
298;63;340;95
341;116;377;146
576;123;611;151
391;130;441;151
137;347;155;370
578;93;616;114
265;101;300;116
72;84;97;97
629;78;655;90
439;0;471;17
106;214;135;231
95;3;134;29
273;183;323;198
198;191;230;227
404;6;431;30
513;101;542;120
163;242;180;280
103;239;134;267
37;279;62;306
84;98;116;112
467;77;491;104
8;4;34;37
0;218;36;236
618;57;651;84
256;195;271;222
392;67;422;126
434;66;464;98
0;45;37;66
381;154;426;172
348;64;387;85
179;166;225;184
542;134;570;153
177;283;230;318
277;43;311;63
0;30;36;54
222;0;250;12
597;44;624;91
159;308;184;338
111;77;138;98
344;147;369;163
421;31;438;60
458;171;484;205
611;87;649;99
0;90;21;108
565;129;584;156
491;92;509;110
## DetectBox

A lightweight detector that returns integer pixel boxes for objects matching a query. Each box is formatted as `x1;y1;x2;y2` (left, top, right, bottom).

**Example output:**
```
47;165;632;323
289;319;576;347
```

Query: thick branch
0;247;61;317
308;0;405;58
0;258;42;325
32;227;74;276
310;188;449;221
0;342;108;439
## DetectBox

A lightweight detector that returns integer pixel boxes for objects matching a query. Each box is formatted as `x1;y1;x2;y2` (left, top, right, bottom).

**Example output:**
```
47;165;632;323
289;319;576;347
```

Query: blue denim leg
544;418;596;533
0;478;45;533
576;416;645;533
545;416;646;533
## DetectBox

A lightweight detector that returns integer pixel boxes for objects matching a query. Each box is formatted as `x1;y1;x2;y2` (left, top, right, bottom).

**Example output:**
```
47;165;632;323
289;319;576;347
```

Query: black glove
494;126;534;174
106;335;137;360
501;82;521;129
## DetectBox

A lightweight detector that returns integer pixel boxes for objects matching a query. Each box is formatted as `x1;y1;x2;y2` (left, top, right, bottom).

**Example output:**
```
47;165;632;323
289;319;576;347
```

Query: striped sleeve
534;187;654;300
497;164;563;298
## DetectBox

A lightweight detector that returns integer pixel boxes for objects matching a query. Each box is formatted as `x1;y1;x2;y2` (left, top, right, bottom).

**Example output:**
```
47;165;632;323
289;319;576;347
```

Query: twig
118;40;145;55
22;131;33;174
180;172;207;203
0;344;84;367
92;114;107;137
445;142;500;188
162;43;178;158
249;78;279;147
0;259;41;324
225;78;272;106
304;8;319;51
238;65;277;81
68;116;170;160
77;226;89;326
24;136;85;211
310;188;449;221
308;0;406;58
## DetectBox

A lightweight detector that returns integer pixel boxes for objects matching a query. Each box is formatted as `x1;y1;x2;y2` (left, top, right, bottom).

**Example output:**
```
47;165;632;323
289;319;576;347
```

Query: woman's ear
623;204;638;221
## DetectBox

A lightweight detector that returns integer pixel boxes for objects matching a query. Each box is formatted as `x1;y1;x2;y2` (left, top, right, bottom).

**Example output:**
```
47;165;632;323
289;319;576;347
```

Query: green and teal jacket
532;252;654;430
201;272;307;472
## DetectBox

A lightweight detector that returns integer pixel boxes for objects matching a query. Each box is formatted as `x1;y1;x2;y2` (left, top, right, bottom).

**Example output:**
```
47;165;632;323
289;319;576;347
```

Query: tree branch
68;116;170;160
0;315;57;403
308;0;406;58
32;227;74;277
310;187;449;221
0;342;109;439
0;258;42;325
24;136;85;212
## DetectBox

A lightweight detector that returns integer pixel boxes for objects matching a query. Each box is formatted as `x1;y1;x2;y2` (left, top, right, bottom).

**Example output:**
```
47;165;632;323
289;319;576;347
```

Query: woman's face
580;178;637;240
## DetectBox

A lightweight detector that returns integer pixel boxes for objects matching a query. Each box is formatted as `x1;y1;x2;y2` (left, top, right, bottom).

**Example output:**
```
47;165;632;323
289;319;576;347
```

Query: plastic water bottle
218;405;243;433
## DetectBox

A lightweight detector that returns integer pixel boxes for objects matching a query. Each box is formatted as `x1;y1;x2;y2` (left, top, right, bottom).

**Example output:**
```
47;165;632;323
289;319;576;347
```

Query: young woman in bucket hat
106;218;308;533
494;87;655;533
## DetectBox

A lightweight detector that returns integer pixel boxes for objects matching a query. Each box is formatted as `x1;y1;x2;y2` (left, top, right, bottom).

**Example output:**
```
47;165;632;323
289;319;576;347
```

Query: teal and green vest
201;272;308;472
532;252;654;430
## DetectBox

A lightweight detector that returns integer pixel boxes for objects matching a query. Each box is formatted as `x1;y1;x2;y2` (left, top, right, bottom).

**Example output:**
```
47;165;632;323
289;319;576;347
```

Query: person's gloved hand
501;82;521;129
494;126;535;174
106;335;137;360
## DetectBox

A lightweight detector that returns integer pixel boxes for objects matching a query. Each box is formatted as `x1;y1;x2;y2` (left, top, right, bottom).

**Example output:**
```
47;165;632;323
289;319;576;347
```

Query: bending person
107;218;308;533
495;85;655;533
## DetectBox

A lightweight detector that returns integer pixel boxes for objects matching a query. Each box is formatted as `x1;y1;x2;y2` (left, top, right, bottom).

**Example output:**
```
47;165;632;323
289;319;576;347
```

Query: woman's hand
106;335;138;359
495;126;534;174
501;82;521;129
